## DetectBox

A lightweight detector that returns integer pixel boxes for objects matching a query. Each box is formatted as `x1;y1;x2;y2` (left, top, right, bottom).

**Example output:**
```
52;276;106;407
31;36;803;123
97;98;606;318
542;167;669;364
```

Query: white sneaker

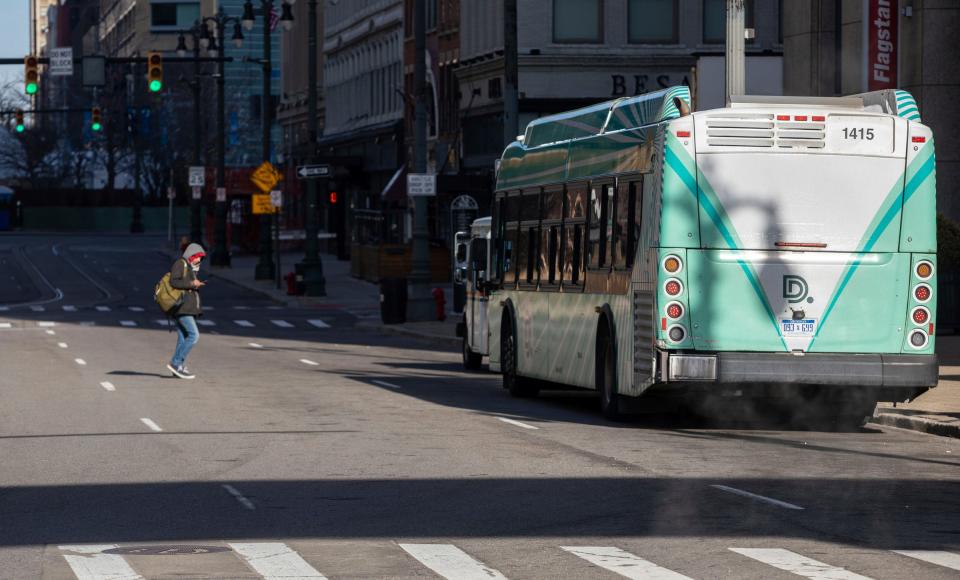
166;363;196;379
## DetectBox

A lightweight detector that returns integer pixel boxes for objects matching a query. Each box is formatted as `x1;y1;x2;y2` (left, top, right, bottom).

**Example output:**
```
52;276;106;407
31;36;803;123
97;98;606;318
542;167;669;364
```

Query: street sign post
191;186;202;200
270;190;283;208
188;166;205;187
407;173;436;196
49;48;73;76
296;164;331;179
250;161;282;193
252;194;278;215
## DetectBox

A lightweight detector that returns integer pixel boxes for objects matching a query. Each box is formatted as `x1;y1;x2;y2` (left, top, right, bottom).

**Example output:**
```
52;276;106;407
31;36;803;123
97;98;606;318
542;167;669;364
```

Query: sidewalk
872;336;960;439
209;251;461;348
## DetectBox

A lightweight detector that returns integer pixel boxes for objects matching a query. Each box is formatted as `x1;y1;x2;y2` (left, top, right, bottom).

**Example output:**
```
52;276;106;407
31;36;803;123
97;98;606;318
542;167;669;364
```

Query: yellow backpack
154;260;187;314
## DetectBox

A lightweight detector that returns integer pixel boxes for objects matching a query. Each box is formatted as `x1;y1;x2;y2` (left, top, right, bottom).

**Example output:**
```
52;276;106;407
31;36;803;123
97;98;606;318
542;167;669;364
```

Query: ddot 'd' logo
783;275;810;304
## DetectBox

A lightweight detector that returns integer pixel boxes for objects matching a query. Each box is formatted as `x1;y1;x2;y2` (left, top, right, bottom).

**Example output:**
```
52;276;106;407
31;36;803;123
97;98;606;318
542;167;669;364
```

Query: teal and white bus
473;86;939;425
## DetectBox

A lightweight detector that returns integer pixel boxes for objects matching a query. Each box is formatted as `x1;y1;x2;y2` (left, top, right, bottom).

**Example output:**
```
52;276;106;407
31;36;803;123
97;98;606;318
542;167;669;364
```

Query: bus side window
628;178;642;265
503;192;522;286
615;178;641;269
588;183;612;269
563;183;586;286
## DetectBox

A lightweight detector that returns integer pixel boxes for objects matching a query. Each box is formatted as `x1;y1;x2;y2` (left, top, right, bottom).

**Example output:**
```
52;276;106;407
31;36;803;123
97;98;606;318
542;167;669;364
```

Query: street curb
871;412;960;439
357;321;461;349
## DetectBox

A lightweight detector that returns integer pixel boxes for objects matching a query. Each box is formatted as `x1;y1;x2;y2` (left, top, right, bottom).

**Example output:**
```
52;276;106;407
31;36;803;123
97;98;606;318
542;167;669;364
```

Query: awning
381;166;406;201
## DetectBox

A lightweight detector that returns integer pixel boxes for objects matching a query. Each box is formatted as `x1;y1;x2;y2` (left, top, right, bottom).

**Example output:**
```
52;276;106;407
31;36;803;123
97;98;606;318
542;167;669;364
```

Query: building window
628;0;677;44
553;0;602;44
150;1;200;32
426;0;438;30
703;0;754;44
488;77;502;99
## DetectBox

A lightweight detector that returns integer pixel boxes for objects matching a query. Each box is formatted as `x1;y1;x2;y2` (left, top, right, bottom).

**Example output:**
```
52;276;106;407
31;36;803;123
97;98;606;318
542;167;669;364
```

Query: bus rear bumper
667;352;939;388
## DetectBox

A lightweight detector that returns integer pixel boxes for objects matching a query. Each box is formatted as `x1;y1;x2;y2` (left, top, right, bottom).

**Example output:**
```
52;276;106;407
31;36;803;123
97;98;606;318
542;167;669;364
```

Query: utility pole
254;0;276;281
191;35;203;243
299;0;326;295
503;0;519;147
725;0;746;103
211;14;231;267
407;0;432;321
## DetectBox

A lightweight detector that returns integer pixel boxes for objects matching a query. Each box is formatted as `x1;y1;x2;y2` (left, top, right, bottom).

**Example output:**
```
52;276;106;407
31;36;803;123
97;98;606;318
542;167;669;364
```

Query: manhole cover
102;545;230;556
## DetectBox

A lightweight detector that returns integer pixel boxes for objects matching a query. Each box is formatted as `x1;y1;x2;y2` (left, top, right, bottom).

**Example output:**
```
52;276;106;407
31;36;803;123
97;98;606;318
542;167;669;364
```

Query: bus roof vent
706;114;774;147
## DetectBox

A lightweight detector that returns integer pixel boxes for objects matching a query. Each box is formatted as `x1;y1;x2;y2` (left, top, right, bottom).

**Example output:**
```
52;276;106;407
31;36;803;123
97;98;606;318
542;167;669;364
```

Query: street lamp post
244;0;294;281
298;0;326;296
407;0;432;321
176;27;205;244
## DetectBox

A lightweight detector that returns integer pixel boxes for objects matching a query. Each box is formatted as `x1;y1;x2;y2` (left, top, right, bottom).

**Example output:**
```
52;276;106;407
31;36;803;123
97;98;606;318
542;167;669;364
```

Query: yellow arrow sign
250;161;282;193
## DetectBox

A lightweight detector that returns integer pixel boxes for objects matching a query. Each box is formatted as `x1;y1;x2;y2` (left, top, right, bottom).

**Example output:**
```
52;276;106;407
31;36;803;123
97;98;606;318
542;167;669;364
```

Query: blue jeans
171;315;199;368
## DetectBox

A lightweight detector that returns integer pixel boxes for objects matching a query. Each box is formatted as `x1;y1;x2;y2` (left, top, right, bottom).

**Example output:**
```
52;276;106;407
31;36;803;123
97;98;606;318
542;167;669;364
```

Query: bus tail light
912;136;926;143
663;255;682;273
914;284;931;303
912;307;930;325
916;261;933;280
666;302;684;319
909;330;928;349
812;115;826;122
667;325;686;343
664;279;683;296
676;130;690;138
794;115;808;121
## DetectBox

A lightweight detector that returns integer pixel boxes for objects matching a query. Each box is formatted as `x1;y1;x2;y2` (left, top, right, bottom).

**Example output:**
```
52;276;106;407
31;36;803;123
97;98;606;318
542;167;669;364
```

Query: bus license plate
781;319;816;336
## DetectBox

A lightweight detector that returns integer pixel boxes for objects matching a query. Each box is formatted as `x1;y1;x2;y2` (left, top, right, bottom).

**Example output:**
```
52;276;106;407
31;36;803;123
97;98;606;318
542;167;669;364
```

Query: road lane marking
205;306;214;310
197;319;216;326
62;305;77;312
222;484;256;510
100;382;116;392
729;548;871;579
0;322;11;329
893;550;960;571
128;306;144;312
75;358;87;366
229;543;328;578
120;320;137;327
233;305;250;310
30;305;45;312
140;418;162;432
710;485;804;510
0;306;8;311
58;342;68;349
38;321;56;327
96;306;110;312
248;342;264;348
234;320;255;327
45;329;55;335
562;547;693;580
60;544;144;580
497;417;539;430
308;319;331;328
154;319;172;326
400;544;508;580
267;305;283;310
300;359;320;366
372;380;402;389
271;319;294;328
80;321;96;327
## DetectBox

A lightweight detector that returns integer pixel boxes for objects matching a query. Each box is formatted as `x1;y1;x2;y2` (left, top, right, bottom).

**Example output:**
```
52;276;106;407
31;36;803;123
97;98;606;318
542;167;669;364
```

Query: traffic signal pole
254;1;276;281
407;0;432;321
298;0;326;296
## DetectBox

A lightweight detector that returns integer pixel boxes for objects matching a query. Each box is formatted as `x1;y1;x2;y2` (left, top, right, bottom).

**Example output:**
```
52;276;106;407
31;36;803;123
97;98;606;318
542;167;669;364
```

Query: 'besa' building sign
866;0;898;91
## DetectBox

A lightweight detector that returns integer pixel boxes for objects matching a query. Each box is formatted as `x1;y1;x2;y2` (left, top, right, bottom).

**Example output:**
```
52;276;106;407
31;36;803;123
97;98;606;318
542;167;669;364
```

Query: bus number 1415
842;127;875;140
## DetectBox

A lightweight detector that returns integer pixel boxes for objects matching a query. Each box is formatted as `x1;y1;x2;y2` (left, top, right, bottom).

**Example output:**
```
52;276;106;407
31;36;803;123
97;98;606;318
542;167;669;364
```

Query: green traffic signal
149;79;162;92
15;124;24;133
91;122;102;132
25;82;37;95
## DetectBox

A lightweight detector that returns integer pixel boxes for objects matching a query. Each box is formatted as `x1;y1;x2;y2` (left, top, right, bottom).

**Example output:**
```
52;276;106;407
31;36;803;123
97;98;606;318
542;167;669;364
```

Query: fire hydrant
284;272;298;295
431;287;446;321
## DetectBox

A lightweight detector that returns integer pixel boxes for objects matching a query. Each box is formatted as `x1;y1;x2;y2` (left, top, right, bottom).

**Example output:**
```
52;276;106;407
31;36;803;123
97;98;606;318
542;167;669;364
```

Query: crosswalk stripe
30;305;45;312
308;319;330;329
120;320;137;327
128;306;144;312
60;545;143;580
154;319;172;326
234;320;255;327
562;547;692;580
271;320;294;328
38;321;56;327
63;305;77;312
893;550;960;571
0;306;8;311
0;322;11;329
96;306;110;312
400;544;508;580
729;548;873;580
197;319;216;326
229;542;328;579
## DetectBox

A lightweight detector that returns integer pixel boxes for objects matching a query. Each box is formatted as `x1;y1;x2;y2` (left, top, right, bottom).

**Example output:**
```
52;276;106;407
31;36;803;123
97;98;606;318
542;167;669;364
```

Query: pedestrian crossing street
53;541;960;580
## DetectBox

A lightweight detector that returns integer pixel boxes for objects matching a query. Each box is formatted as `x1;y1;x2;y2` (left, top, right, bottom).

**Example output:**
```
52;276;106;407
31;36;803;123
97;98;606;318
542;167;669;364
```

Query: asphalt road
1;234;958;580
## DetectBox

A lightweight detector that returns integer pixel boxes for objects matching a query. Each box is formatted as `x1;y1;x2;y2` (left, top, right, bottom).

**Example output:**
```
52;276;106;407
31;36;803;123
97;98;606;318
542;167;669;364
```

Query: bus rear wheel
462;333;482;370
502;323;537;397
598;331;623;421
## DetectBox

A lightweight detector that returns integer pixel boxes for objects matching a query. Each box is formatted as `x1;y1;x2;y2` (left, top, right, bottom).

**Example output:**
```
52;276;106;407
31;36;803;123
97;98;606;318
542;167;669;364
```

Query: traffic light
329;191;338;204
24;56;38;95
14;110;24;133
147;51;163;92
91;107;102;132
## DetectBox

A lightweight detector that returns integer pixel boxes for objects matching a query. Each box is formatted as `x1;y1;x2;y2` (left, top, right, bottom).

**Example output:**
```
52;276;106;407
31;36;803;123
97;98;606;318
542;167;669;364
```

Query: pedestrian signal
24;56;38;95
147;52;163;92
14;110;24;133
329;191;338;204
91;107;102;132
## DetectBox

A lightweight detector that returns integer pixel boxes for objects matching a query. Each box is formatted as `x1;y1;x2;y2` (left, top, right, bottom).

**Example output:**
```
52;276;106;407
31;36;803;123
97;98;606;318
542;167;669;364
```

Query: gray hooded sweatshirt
169;243;205;316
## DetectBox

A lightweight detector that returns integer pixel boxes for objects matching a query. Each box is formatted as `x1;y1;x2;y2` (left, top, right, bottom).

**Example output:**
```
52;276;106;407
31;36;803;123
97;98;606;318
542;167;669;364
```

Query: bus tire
598;329;623;421
502;321;538;397
462;333;483;370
